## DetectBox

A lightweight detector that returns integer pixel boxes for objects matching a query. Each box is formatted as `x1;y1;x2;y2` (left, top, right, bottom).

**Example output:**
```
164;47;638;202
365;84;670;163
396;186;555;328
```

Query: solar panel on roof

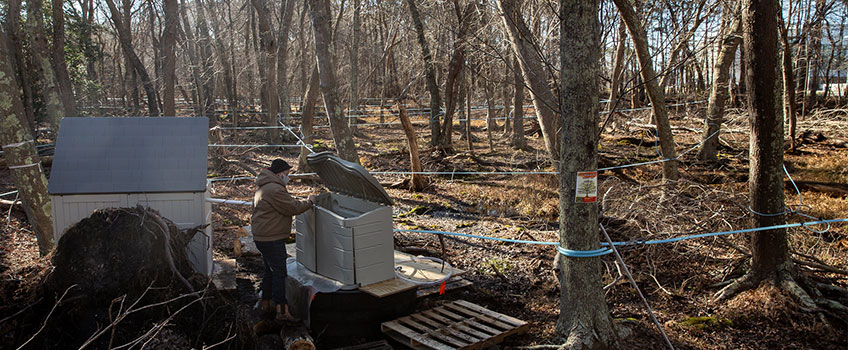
48;117;209;194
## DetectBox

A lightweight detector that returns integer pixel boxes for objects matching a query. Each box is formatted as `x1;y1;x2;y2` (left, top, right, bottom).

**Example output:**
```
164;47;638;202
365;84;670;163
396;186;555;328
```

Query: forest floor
2;103;847;349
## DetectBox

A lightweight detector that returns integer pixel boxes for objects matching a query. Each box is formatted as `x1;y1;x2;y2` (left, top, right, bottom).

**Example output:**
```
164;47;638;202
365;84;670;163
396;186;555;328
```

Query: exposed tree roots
715;268;848;326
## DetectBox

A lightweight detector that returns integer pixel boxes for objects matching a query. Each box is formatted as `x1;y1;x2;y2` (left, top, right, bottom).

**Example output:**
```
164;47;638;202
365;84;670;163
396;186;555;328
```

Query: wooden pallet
381;300;528;350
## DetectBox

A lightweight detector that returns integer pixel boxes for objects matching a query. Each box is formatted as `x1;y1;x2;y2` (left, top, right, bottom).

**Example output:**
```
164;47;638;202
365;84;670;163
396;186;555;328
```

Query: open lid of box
306;151;393;206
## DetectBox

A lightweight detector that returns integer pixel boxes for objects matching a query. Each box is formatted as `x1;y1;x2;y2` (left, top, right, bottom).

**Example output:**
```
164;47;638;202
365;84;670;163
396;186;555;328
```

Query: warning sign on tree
575;171;598;203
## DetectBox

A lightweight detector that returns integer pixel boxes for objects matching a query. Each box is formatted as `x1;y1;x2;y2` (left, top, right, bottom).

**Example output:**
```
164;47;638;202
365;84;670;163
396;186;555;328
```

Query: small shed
48;117;213;276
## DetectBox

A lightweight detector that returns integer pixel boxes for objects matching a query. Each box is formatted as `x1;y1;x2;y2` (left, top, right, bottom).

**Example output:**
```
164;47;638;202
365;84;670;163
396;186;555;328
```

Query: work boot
258;299;275;318
275;303;298;324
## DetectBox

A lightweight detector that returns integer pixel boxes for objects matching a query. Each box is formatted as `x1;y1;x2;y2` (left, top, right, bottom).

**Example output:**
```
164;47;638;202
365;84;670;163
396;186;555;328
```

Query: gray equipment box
295;152;395;287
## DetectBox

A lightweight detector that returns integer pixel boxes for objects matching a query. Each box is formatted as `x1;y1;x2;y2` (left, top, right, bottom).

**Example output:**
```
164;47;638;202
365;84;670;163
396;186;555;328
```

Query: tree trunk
608;19;627;114
348;0;362;132
697;13;742;163
557;0;618;347
778;14;799;151
498;0;562;160
744;0;790;280
308;0;360;163
441;7;471;150
194;1;216;123
105;0;160;116
484;81;496;152
0;38;54;255
511;57;526;149
404;0;442;147
398;104;426;192
26;0;64;131
51;0;77;117
251;0;282;146
612;0;679;181
162;0;178;116
180;0;203;115
277;0;297;130
806;0;825;111
465;79;473;153
204;0;238;121
5;0;36;132
502;60;512;137
298;67;320;171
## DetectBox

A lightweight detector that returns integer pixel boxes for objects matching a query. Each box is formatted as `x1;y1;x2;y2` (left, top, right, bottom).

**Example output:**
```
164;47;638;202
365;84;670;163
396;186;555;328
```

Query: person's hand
308;194;317;204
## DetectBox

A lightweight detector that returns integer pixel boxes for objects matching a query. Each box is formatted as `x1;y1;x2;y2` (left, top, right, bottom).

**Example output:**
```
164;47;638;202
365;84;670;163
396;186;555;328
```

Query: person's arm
267;187;313;216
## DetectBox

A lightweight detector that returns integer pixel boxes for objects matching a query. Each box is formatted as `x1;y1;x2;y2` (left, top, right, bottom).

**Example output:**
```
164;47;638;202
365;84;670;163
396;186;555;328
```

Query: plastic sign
575;171;598;203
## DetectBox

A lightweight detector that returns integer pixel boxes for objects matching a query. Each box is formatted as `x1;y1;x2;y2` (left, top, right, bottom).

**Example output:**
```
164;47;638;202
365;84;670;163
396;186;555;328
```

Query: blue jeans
254;240;288;306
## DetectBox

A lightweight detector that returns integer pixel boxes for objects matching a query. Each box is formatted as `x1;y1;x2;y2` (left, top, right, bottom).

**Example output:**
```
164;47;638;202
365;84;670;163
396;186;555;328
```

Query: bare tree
404;0;442;147
715;0;815;310
298;67;320;171
277;0;297;128
26;0;65;131
162;0;178;116
0;32;54;255
4;0;36;132
557;0;618;348
308;0;360;163
250;0;282;145
105;0;160;116
51;0;77;117
612;0;679;181
511;57;526;149
697;8;742;163
498;0;562;159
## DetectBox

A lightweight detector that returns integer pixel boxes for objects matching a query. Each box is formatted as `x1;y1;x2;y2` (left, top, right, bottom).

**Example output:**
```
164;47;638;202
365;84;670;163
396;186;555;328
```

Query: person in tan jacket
251;159;315;322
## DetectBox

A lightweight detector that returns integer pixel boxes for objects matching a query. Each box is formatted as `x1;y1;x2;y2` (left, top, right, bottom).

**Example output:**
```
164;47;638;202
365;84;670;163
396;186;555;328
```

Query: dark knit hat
269;159;292;174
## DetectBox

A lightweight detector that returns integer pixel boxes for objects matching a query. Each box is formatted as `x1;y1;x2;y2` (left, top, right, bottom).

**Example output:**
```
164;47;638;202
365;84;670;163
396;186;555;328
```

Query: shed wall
51;191;213;276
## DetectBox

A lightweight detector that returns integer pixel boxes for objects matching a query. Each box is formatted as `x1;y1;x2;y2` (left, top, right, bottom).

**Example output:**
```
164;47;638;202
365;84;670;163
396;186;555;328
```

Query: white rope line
8;162;41;170
1;140;34;149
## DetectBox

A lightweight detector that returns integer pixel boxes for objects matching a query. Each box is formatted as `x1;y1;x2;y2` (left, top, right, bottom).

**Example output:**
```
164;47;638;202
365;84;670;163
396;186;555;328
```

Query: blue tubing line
394;218;848;258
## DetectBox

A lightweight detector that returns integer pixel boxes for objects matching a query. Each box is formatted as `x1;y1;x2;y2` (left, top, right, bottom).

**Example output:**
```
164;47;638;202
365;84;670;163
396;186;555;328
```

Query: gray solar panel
48;117;209;194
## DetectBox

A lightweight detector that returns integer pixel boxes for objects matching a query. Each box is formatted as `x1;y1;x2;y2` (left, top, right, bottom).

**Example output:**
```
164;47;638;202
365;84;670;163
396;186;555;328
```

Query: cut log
281;323;315;350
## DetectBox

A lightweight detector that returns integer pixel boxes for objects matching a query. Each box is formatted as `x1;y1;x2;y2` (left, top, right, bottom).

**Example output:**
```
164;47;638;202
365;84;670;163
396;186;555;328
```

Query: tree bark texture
465;80;473;153
4;0;36;131
251;0;282;145
440;2;474;149
26;0;65;131
348;0;362;131
162;0;178;116
498;0;562;160
398;104;426;191
0;39;54;255
308;0;360;163
556;0;618;348
698;15;742;163
608;19;627;114
484;81;496;151
612;0;679;181
511;57;526;149
743;0;790;279
404;0;442;147
193;1;217;122
277;0;297;128
204;0;238;122
298;68;320;171
778;14;799;151
51;0;77;117
105;0;160;116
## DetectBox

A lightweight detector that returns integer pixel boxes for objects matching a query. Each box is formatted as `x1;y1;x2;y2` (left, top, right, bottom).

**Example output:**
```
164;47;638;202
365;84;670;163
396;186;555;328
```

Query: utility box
295;152;395;287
